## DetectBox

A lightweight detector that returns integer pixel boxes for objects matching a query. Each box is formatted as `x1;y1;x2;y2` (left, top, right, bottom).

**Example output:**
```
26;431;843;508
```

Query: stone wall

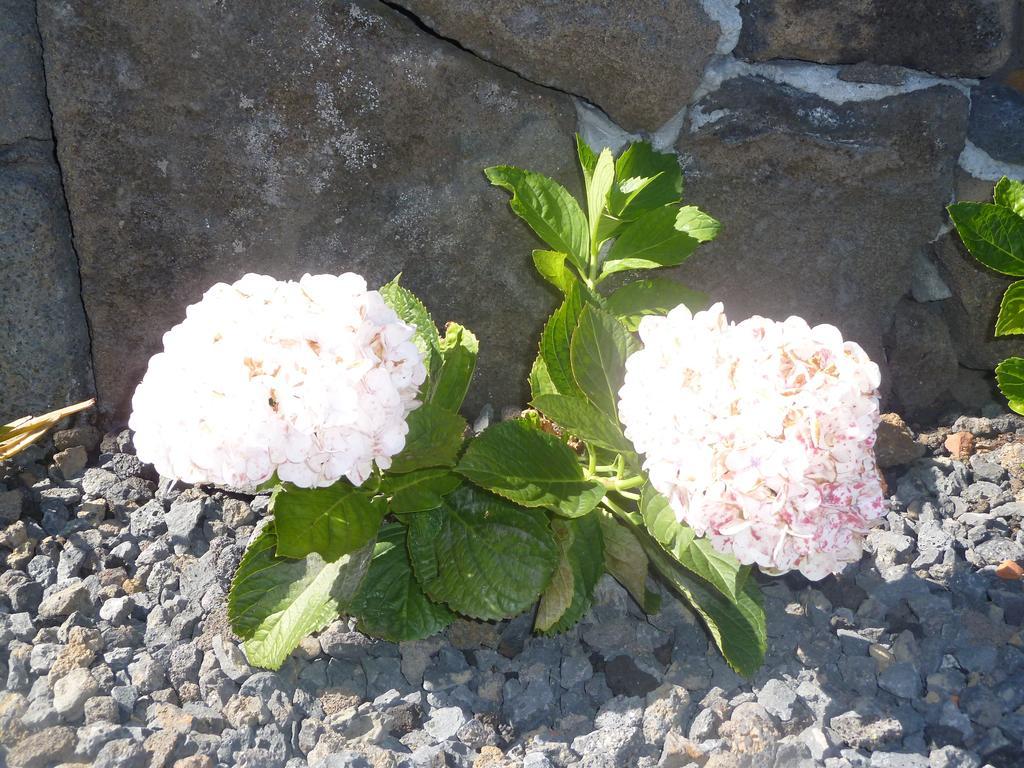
3;0;1023;425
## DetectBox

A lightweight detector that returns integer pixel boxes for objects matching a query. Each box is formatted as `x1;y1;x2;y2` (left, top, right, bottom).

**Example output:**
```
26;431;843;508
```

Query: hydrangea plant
465;137;885;674
131;272;481;668
948;177;1024;413
130;138;886;674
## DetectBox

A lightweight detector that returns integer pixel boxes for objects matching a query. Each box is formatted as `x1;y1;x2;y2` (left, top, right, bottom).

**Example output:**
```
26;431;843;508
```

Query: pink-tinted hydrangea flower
619;302;885;580
129;273;425;489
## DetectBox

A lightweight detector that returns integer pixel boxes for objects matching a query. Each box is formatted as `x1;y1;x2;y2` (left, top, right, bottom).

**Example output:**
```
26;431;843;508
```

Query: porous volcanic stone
0;0;51;144
392;0;720;131
736;0;1016;78
967;82;1024;166
675;77;968;396
37;0;577;425
0;142;94;423
886;299;959;418
875;414;926;468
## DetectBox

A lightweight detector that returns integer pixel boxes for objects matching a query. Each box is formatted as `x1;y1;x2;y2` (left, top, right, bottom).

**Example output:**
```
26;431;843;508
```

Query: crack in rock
32;0;99;399
376;0;594;108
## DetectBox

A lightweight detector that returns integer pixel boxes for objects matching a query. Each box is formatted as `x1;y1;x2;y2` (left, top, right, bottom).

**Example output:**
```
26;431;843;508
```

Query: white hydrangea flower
619;302;885;580
129;273;426;489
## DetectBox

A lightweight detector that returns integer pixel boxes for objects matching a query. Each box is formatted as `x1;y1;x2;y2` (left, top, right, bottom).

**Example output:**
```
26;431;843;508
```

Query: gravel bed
1;413;1023;768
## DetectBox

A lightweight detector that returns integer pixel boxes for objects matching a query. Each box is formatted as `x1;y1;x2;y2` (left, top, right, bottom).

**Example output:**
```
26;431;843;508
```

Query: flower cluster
130;273;425;489
619;303;884;580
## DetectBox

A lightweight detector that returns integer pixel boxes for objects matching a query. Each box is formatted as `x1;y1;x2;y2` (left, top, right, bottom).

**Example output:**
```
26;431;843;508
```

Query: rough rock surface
0;0;51;144
4;0;1024;426
0;1;93;423
36;0;577;424
735;0;1017;78
886;300;960;419
675;77;969;398
0;143;93;423
875;414;927;469
3;409;1024;767
968;83;1024;167
393;0;720;131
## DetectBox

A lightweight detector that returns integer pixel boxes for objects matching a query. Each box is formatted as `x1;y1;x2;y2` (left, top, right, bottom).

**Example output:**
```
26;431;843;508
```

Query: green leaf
531;394;631;452
587;148;615;249
610;142;683;220
406;486;558;620
430;322;478;412
457;419;605;518
948;201;1024;276
389;403;466;474
532;250;577;293
675;206;721;243
535;550;574;633
255;473;280;493
602;206;701;277
539;282;587;398
380;275;442;377
996;281;1024;336
570;305;634;420
643;537;766;677
349;523;454;641
380;469;461;514
529;353;558;399
576;134;598;184
228;522;374;670
994;177;1024;218
641;486;749;601
996;357;1024;415
596;212;625;244
604;278;708;332
485;165;589;271
607;174;662;221
405;504;443;583
598;510;658;612
272;484;384;561
536;514;604;633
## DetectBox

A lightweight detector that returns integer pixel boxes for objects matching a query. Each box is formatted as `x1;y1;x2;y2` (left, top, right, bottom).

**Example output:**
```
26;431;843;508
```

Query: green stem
595;474;646;492
587;233;600;283
601;496;643;528
587;446;597;477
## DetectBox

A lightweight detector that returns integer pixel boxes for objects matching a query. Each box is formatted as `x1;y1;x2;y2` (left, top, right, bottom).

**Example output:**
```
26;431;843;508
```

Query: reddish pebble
944;431;975;461
996;560;1024;580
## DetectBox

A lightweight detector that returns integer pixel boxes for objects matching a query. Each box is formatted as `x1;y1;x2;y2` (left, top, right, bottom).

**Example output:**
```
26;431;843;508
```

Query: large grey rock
393;0;719;131
0;142;94;423
675;77;968;395
0;0;51;144
37;0;577;425
736;0;1017;78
